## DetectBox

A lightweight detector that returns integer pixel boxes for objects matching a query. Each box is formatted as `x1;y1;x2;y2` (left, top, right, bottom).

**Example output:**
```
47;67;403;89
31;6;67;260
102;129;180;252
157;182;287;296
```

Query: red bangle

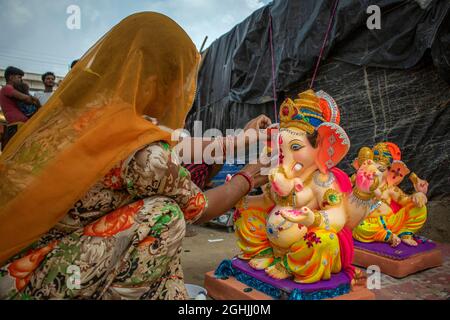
232;171;254;194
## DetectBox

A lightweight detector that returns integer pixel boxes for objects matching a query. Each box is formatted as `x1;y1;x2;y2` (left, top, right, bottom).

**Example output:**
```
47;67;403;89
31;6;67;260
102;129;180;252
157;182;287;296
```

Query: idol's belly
266;206;307;250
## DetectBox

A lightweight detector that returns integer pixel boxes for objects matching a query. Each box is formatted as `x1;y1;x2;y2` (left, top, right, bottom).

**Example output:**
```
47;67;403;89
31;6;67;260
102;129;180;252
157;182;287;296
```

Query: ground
181;224;450;300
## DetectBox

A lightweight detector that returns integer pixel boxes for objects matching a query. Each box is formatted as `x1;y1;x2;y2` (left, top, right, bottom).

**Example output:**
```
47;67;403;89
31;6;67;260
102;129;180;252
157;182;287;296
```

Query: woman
0;12;268;300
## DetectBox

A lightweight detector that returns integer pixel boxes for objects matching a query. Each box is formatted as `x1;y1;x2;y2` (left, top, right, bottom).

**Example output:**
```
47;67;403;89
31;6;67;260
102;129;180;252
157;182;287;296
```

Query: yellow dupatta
0;12;200;264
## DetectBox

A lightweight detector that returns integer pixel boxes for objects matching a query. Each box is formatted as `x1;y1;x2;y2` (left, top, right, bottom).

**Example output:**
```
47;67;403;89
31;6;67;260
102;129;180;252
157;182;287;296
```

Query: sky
0;0;271;76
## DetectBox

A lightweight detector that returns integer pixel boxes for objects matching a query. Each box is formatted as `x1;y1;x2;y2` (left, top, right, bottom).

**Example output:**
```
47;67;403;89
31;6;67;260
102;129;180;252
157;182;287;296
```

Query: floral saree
0;142;207;299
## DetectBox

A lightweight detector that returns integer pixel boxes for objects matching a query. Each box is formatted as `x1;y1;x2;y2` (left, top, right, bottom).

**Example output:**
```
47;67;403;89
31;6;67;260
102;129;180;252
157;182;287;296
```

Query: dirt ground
181;224;450;300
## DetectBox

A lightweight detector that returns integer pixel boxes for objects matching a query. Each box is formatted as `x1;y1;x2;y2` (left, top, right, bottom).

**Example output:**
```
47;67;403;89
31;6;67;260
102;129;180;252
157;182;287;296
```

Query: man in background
34;71;56;106
0;66;39;149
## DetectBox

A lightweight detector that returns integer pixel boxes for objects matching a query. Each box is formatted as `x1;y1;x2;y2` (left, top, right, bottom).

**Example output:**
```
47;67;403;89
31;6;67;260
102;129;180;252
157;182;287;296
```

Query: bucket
185;284;208;300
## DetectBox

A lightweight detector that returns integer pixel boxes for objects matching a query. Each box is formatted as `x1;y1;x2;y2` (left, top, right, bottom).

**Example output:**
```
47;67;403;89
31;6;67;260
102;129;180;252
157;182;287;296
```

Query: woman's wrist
231;171;254;195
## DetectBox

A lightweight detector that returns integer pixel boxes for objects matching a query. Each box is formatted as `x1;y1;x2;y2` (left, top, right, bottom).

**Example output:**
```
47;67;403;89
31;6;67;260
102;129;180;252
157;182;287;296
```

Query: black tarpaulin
186;0;450;199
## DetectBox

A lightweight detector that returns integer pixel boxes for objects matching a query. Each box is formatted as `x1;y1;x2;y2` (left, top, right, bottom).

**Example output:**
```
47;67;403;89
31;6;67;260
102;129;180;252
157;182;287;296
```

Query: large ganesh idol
234;89;377;284
351;142;429;247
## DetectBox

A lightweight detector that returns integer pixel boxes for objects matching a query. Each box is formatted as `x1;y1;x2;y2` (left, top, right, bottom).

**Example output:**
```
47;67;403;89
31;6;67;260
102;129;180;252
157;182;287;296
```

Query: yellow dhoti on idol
235;206;343;283
235;208;271;259
353;201;427;243
285;228;341;283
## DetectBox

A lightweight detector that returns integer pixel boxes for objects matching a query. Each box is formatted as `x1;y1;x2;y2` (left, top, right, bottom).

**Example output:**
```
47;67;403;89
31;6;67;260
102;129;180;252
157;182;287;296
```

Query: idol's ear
386;160;410;186
352;158;360;170
315;122;350;174
386;142;402;161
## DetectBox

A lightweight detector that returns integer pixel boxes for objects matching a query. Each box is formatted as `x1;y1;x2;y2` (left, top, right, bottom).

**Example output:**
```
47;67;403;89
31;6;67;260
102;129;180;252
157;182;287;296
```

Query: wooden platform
204;271;375;300
353;248;443;278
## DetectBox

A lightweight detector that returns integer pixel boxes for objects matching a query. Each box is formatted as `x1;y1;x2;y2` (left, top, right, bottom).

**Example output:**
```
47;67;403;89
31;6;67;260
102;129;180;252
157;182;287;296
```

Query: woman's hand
199;160;269;224
242;115;273;148
240;161;270;189
244;115;272;131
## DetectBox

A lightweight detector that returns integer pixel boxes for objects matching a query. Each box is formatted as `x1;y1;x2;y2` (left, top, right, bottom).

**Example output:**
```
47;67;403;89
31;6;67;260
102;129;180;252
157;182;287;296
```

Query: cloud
221;14;235;25
145;0;270;48
245;0;266;10
0;0;271;76
0;0;33;27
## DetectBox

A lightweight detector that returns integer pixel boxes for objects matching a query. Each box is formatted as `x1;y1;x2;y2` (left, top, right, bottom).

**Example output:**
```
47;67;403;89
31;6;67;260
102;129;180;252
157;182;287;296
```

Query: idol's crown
279;89;325;134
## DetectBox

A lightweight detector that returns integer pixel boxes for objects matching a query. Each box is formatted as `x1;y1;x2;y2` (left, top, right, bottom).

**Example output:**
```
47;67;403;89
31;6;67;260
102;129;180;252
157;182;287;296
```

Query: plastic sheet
186;0;450;199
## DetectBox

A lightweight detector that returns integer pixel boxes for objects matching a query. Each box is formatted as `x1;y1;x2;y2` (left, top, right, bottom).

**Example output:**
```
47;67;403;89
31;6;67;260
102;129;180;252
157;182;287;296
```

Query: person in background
12;82;41;118
0;66;39;149
70;59;79;69
0;109;5;149
34;71;55;106
56;60;80;88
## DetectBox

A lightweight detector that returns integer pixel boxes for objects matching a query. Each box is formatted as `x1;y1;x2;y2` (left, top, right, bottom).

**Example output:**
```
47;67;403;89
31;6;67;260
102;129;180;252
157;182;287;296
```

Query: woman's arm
196;163;269;224
195;174;249;224
205;163;224;187
124;142;268;224
178;115;272;163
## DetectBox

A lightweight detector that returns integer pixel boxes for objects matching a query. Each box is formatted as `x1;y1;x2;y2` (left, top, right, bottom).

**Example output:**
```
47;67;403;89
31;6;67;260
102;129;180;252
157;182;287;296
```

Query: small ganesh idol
234;89;379;284
352;142;429;247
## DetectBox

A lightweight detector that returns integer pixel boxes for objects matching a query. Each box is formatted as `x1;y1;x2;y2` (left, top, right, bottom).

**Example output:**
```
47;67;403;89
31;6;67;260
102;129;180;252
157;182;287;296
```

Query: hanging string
309;0;340;89
268;12;278;123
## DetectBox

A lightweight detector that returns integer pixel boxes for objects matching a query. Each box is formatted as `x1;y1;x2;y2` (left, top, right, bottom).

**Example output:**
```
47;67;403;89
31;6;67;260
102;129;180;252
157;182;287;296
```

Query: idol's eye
290;143;303;151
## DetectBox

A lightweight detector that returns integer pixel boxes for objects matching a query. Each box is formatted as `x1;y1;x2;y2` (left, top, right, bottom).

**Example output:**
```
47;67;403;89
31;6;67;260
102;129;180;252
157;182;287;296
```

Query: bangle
352;187;373;201
312;210;323;227
385;230;393;242
232;172;254;195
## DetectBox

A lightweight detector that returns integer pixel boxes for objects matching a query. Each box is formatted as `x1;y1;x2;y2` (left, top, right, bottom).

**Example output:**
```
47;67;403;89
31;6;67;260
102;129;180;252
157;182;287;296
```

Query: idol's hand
413;177;429;195
280;207;314;226
411;192;427;208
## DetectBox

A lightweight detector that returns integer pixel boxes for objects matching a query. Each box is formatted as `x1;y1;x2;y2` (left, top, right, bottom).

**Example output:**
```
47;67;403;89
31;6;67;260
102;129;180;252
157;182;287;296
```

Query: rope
309;0;340;89
268;13;278;123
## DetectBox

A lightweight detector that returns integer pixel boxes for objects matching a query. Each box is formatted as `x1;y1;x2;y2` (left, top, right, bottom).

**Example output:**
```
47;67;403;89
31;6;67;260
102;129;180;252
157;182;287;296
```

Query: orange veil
0;12;200;264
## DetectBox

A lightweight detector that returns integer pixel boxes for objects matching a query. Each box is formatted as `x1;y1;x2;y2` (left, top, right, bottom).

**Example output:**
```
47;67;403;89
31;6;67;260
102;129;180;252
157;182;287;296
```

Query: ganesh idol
351;142;429;247
234;89;380;284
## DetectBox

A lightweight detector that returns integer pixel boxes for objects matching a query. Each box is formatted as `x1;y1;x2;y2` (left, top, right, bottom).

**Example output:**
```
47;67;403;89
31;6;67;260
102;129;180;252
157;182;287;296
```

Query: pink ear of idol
352;158;360;170
387;160;410;186
315;123;350;174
